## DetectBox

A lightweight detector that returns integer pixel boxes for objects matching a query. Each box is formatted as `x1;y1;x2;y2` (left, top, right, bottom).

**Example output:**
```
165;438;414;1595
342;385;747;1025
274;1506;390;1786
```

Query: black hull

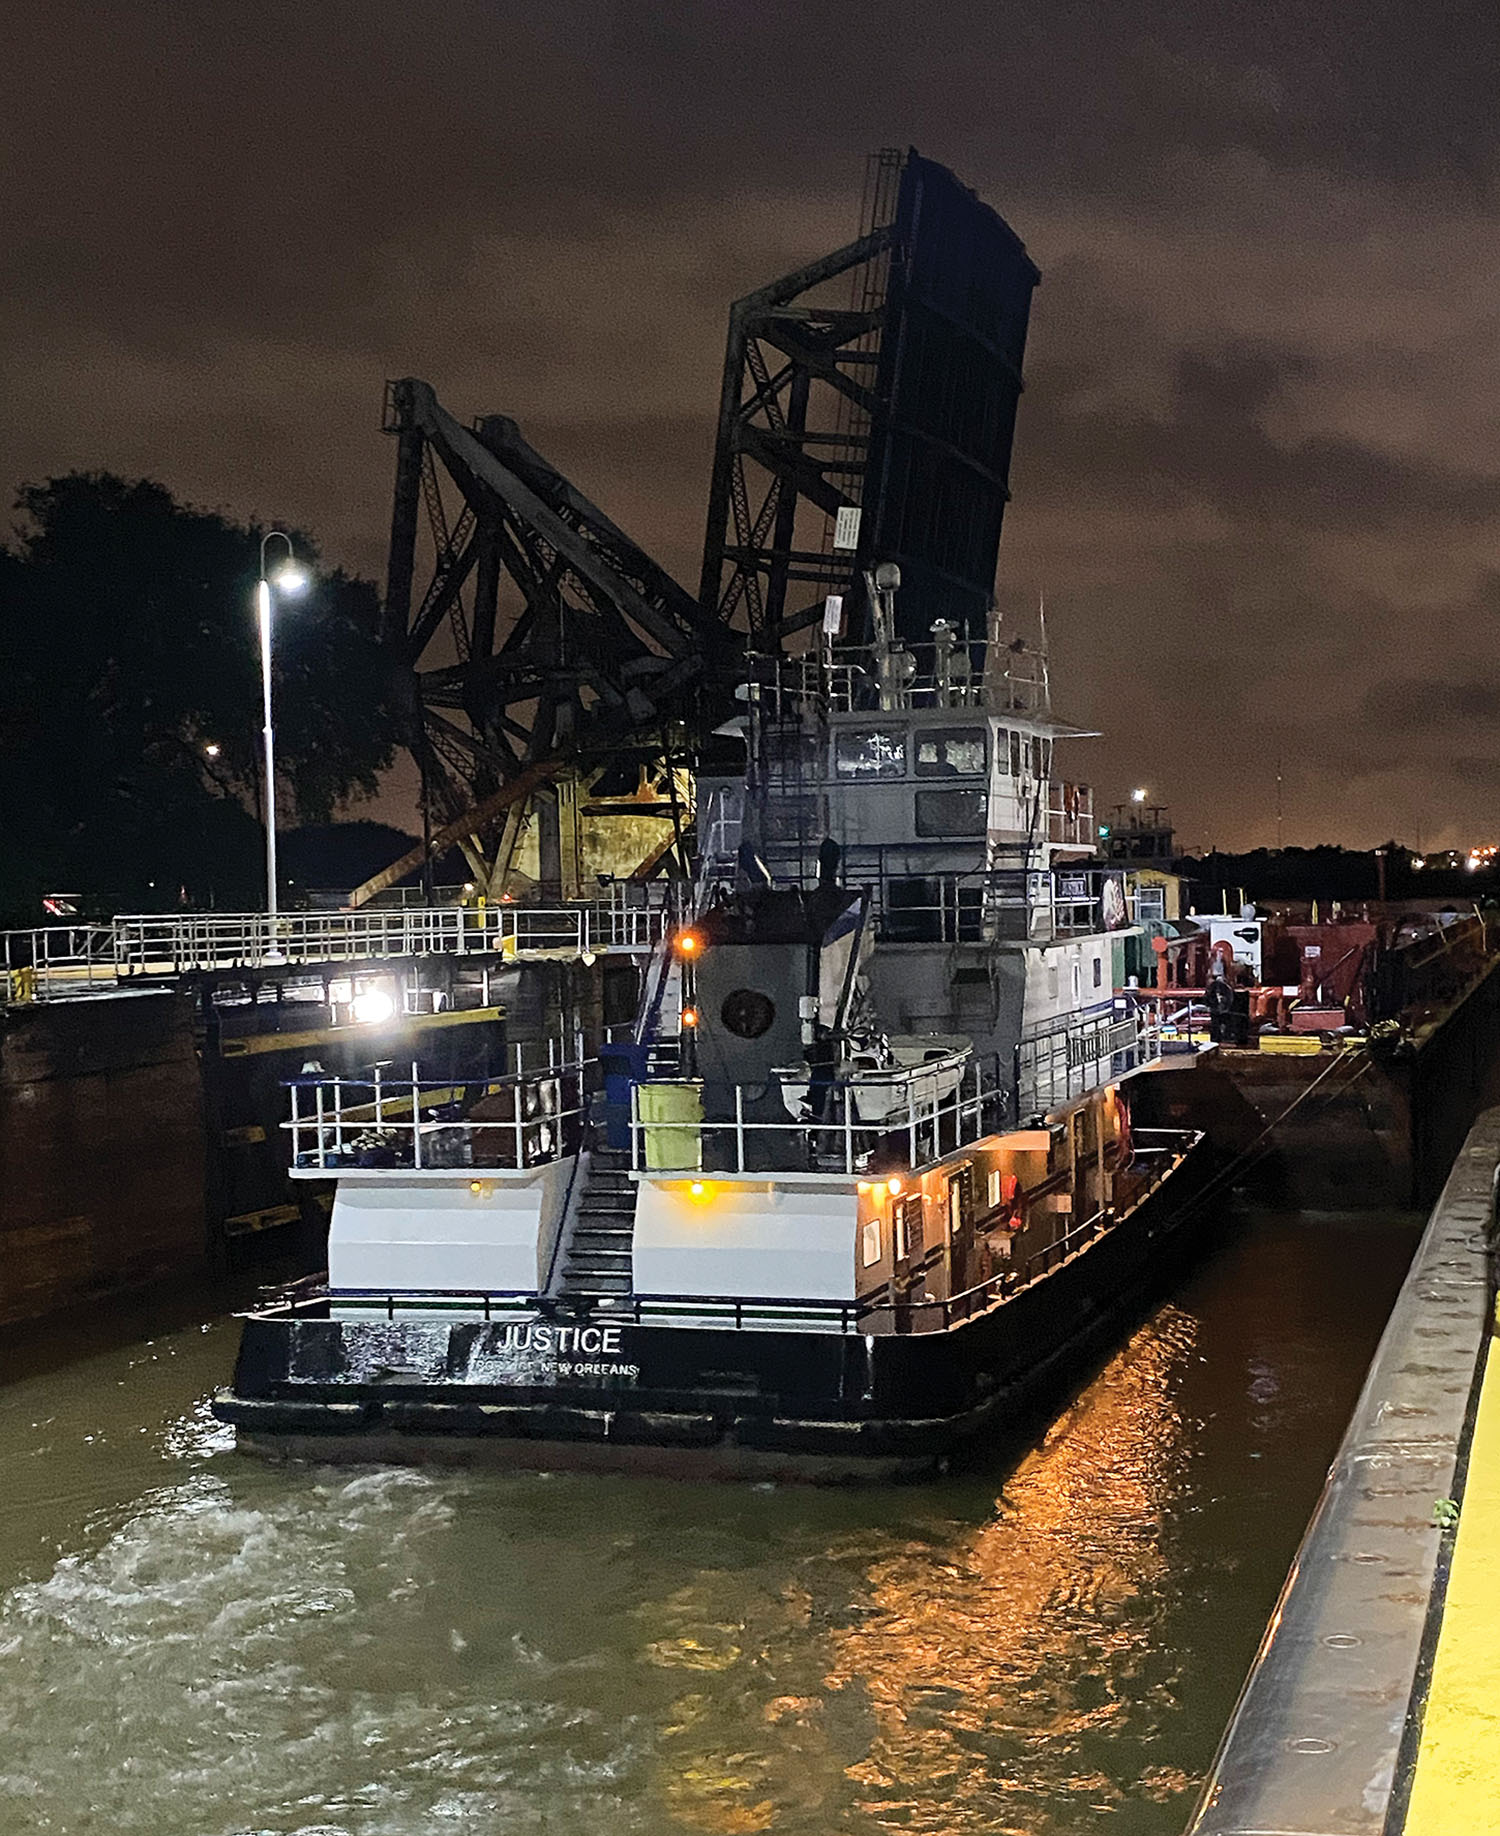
214;1142;1212;1479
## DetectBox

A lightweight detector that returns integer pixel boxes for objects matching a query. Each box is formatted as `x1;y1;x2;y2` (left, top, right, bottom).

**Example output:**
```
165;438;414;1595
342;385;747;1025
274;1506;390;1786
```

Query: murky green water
0;1209;1415;1836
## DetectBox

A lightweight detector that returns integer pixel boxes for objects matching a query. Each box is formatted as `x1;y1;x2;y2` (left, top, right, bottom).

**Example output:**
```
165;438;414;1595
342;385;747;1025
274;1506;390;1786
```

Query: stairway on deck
556;1148;636;1303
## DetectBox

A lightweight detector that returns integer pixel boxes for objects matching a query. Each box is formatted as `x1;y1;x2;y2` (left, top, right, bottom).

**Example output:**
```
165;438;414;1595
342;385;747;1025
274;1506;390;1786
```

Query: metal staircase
555;1148;636;1302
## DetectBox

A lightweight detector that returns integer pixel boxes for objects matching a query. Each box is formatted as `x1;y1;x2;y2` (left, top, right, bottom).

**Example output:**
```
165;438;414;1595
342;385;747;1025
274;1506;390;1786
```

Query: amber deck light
675;930;701;956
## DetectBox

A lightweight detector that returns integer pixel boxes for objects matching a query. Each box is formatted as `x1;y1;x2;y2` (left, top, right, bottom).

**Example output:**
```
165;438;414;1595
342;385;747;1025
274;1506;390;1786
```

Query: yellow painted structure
1127;867;1183;922
220;1004;503;1057
1402;1327;1500;1834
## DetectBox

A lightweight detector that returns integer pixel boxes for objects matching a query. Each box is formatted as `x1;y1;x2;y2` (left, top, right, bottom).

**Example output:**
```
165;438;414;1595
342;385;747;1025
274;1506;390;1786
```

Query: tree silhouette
0;473;398;918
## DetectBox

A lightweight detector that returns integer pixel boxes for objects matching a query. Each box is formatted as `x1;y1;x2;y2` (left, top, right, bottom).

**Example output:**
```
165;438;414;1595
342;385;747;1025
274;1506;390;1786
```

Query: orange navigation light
675;930;701;956
680;1006;699;1028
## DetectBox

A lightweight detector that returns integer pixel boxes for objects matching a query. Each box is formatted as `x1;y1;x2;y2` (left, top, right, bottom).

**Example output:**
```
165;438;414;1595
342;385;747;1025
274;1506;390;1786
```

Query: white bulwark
632;1179;857;1301
327;1161;577;1295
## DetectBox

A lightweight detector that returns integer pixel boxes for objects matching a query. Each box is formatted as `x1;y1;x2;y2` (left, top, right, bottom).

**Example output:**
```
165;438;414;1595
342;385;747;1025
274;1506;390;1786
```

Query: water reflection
645;1309;1201;1835
0;1211;1416;1836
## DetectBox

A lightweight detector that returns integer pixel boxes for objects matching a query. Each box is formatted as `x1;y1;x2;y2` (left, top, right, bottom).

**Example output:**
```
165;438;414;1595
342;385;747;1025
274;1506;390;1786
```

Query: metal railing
252;1130;1196;1338
1016;1000;1152;1115
742;641;1052;719
1;889;675;998
2;925;118;1001
115;893;673;973
823;858;1113;947
284;1047;593;1173
629;1051;1006;1177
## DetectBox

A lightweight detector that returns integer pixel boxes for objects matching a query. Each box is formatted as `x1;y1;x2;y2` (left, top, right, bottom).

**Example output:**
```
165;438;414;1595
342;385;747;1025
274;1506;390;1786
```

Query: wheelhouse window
914;727;986;778
1008;730;1022;778
915;788;987;837
835;728;905;778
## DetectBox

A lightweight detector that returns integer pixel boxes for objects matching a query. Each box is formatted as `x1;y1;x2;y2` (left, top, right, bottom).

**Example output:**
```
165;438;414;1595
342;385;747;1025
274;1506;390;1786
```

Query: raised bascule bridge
1;148;1044;1302
367;145;1035;907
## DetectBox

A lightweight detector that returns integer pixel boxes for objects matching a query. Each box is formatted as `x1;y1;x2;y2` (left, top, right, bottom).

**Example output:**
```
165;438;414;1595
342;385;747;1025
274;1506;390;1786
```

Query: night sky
6;1;1498;852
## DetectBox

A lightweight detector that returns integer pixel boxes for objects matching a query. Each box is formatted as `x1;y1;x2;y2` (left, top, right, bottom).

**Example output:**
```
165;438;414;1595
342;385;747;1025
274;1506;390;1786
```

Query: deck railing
1;925;117;1001
252;1132;1197;1338
114;892;673;973
283;1047;593;1173
1016;1000;1152;1115
628;1051;1006;1178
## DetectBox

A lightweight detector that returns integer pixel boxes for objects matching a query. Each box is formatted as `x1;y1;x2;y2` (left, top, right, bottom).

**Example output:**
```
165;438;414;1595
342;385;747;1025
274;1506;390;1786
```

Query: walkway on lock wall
1185;1104;1500;1836
1;892;675;1003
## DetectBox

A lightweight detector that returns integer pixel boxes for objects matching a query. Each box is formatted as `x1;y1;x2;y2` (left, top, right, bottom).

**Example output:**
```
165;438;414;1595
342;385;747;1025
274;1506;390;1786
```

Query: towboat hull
214;1137;1212;1480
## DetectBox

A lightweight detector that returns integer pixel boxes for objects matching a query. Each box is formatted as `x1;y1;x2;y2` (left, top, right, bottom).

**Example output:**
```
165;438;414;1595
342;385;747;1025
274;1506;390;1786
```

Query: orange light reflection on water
647;1306;1203;1835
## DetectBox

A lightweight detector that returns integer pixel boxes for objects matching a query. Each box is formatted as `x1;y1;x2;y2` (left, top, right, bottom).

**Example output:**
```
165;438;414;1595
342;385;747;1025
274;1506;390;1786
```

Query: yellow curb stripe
1403;1334;1500;1834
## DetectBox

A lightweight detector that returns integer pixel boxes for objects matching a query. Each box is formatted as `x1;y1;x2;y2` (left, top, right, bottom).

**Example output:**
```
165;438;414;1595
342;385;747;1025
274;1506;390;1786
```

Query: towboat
214;592;1207;1478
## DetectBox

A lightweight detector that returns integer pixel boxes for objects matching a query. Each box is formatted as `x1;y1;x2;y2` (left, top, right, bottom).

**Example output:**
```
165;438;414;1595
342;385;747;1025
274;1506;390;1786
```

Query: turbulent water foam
0;1467;639;1836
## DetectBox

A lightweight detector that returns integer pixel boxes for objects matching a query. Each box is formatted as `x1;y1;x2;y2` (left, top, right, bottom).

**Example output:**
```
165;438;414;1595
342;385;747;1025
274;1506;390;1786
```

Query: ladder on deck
555;1149;636;1303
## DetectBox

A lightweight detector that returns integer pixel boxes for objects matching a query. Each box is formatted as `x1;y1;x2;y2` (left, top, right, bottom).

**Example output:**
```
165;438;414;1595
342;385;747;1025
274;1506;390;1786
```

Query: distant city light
204;741;221;758
1412;856;1426;869
1130;787;1147;804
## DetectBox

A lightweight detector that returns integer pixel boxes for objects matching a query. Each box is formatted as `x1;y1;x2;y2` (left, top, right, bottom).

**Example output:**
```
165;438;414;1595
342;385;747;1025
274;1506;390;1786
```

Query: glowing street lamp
257;531;308;923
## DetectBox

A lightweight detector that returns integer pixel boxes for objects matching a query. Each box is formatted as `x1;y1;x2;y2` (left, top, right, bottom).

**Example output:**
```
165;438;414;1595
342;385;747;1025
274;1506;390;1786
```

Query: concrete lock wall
0;991;209;1327
1184;1104;1499;1836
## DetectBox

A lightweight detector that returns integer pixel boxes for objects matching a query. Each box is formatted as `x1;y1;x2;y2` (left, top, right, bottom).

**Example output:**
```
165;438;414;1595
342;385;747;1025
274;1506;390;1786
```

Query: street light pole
257;531;308;924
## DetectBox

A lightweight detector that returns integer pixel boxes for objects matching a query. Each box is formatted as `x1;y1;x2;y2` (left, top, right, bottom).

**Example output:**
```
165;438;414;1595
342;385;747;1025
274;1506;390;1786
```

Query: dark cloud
5;0;1500;849
1360;678;1500;733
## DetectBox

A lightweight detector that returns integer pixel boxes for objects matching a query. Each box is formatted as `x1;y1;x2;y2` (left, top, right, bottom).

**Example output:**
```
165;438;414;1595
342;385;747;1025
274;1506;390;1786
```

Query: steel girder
697;227;895;647
380;377;733;872
698;148;1039;653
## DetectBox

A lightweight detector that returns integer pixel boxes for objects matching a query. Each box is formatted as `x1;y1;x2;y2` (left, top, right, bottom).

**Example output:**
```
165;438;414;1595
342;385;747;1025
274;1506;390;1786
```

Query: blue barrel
599;1041;651;1150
